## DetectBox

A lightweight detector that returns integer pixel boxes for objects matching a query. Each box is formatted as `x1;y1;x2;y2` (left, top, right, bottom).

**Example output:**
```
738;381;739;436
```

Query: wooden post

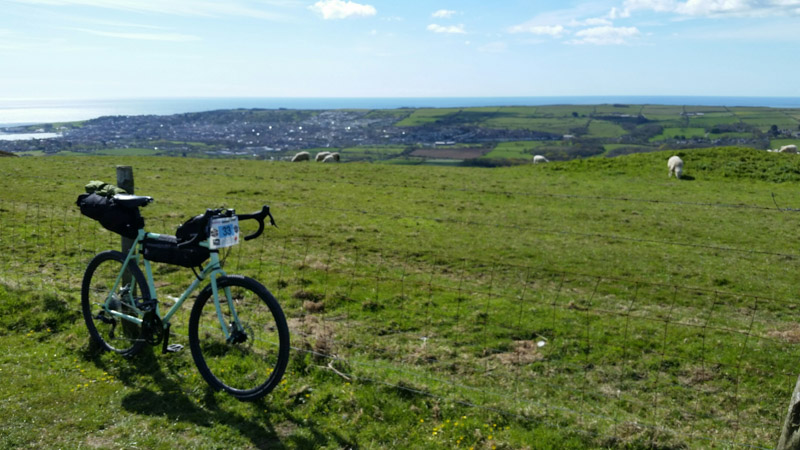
779;374;800;450
116;165;134;193
116;166;134;253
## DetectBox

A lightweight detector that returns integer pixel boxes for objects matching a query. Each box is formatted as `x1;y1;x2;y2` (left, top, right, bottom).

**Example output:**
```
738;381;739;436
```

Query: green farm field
5;103;800;165
3;148;800;448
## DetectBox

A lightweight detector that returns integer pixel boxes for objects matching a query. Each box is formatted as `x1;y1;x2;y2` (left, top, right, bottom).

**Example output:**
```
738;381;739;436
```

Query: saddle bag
76;193;144;239
142;234;210;268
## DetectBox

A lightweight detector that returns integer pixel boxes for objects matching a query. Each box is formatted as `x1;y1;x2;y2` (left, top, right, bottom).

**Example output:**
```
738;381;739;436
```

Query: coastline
2;96;800;127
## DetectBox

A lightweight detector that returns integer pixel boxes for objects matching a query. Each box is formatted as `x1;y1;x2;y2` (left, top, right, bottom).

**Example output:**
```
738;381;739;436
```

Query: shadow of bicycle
83;346;353;449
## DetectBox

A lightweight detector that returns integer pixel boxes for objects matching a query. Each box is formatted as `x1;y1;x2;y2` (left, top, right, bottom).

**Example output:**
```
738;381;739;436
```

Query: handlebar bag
142;235;210;268
175;213;209;244
76;193;144;239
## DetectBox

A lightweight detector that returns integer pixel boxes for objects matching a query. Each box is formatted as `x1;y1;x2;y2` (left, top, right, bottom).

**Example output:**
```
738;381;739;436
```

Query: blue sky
1;0;799;99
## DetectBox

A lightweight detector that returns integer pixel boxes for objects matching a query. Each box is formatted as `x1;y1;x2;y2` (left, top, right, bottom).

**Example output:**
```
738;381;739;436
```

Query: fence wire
0;200;796;449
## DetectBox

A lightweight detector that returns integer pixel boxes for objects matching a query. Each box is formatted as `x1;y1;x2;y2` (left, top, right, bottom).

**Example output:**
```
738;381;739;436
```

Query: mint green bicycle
78;193;290;402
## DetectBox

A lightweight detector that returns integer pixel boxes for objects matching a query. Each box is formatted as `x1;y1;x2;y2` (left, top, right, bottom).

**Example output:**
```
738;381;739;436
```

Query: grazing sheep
533;155;548;164
315;151;331;162
668;155;684;179
322;154;338;163
291;151;310;162
780;145;798;154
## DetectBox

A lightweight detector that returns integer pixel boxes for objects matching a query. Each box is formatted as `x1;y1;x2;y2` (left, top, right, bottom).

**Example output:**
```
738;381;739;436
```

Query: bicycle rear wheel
81;250;150;357
189;275;290;401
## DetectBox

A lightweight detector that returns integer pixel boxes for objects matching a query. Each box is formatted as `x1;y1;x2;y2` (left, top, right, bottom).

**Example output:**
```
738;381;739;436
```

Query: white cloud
427;23;466;34
431;9;456;18
567;25;640;45
308;0;377;19
69;27;200;41
623;0;677;13
675;0;756;16
478;41;508;53
608;6;631;18
569;17;613;26
622;0;800;17
8;0;292;20
678;20;800;41
508;24;566;37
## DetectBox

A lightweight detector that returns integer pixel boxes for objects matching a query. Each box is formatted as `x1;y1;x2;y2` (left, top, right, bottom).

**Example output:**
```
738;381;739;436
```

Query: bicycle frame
100;228;240;342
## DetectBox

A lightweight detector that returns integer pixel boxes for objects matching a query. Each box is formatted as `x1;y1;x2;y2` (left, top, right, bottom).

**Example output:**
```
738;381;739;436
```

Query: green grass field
7;104;800;169
771;139;800;149
394;108;464;127
3;148;800;448
586;120;627;138
483;141;546;159
651;127;707;141
483;117;587;134
94;148;161;156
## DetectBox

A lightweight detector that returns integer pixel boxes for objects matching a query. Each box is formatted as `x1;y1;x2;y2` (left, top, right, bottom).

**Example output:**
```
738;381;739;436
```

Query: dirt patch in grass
289;314;336;358
492;340;544;365
768;324;800;343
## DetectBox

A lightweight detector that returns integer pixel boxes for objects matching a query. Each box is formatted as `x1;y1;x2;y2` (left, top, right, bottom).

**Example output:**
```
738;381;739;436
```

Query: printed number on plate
209;217;239;249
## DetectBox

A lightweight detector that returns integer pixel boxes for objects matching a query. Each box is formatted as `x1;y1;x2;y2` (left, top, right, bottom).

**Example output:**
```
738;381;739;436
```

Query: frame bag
142;234;210;268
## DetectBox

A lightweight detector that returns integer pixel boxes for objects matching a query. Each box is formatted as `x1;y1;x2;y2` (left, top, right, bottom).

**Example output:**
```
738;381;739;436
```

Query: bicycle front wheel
81;250;150;357
189;275;290;401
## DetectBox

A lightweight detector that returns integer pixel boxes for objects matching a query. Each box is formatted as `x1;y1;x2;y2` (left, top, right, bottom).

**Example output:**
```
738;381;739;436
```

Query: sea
2;96;800;128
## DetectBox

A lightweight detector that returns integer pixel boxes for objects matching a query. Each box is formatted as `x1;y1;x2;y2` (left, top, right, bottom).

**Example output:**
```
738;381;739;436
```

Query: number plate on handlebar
209;216;239;249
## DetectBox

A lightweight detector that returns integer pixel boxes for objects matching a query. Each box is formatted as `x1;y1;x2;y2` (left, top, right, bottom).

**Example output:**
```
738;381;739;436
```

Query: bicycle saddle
113;194;153;208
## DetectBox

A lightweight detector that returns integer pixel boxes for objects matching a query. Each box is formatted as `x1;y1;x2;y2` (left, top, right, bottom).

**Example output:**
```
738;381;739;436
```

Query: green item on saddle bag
85;180;128;197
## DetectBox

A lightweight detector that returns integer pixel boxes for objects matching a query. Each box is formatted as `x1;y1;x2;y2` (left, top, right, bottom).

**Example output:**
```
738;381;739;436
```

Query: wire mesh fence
0;199;797;448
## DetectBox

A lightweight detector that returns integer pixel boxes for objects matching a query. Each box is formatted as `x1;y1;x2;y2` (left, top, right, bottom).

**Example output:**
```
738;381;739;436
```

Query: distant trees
623;123;663;142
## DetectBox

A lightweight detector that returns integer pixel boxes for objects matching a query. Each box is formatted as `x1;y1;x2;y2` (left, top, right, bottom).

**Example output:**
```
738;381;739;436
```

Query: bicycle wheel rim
81;251;147;356
190;276;289;401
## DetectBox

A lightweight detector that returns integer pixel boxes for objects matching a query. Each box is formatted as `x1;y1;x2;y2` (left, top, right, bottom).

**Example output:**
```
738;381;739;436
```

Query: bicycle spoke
189;275;289;401
81;251;149;356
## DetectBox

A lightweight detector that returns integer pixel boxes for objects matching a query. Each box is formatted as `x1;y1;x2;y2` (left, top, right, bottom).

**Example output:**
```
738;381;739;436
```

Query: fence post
116;166;134;254
778;374;800;450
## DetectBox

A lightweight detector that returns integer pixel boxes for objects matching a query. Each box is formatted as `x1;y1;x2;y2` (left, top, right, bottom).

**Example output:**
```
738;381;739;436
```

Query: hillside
2;104;799;164
1;148;800;448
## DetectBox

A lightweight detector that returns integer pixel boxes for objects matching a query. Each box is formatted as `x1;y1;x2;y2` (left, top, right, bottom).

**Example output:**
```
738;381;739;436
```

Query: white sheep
668;155;684;179
533;155;548;164
291;151;310;162
315;151;331;162
322;153;340;163
780;145;798;154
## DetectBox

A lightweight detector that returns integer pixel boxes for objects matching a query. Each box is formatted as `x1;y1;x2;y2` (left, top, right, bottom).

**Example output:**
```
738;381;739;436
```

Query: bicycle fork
209;276;248;345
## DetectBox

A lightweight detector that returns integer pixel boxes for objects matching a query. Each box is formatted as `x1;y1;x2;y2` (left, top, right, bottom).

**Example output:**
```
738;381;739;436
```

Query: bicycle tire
188;275;290;401
81;250;150;357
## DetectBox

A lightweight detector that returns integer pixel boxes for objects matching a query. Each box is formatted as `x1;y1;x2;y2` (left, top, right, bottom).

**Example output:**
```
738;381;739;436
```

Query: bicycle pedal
165;344;183;353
